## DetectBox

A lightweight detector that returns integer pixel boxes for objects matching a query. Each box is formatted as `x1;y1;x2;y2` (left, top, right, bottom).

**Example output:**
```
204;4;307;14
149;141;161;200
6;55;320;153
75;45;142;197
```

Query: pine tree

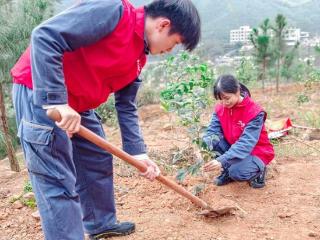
250;19;272;90
0;0;52;171
271;14;287;92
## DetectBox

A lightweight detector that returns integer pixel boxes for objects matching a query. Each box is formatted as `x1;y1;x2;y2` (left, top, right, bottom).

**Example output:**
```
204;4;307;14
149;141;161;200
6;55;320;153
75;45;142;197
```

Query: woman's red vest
215;97;274;165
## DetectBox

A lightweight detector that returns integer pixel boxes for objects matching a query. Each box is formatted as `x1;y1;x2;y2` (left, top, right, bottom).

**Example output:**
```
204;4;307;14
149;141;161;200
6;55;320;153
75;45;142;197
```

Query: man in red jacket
11;0;201;239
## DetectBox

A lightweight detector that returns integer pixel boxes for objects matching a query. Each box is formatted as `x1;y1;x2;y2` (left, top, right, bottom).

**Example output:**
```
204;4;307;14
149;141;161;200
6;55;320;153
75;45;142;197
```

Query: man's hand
203;159;222;172
54;105;81;138
137;156;161;181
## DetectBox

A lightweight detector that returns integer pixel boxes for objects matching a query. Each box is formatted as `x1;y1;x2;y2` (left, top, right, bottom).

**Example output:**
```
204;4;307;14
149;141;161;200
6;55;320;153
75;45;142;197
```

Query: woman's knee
228;166;254;181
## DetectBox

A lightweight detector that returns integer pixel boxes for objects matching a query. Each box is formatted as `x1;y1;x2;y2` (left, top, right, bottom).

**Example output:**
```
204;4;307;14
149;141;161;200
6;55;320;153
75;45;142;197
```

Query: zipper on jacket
137;59;141;76
230;108;234;142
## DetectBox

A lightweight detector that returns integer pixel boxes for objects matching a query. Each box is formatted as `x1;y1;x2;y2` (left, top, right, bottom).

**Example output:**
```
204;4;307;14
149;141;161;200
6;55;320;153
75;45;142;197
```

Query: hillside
56;0;320;52
1;83;320;239
131;0;320;42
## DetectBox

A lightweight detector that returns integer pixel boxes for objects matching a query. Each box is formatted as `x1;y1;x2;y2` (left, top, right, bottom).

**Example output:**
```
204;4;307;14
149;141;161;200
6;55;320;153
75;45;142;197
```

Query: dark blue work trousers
13;84;117;239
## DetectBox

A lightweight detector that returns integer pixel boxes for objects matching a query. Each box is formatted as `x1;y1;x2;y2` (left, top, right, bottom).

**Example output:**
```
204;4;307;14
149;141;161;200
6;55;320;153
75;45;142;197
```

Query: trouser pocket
18;119;64;180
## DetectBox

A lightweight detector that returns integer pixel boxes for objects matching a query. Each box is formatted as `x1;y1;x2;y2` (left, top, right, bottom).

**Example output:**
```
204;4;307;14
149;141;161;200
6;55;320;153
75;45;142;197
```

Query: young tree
272;14;287;92
0;0;51;171
160;52;215;185
250;18;271;90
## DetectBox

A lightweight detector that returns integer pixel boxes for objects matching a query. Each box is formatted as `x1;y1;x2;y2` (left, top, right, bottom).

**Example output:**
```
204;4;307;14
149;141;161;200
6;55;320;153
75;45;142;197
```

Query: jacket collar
135;7;149;55
231;95;250;109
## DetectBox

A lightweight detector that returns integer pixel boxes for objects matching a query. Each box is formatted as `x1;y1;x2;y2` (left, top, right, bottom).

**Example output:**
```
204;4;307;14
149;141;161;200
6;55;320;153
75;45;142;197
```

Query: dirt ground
0;84;320;240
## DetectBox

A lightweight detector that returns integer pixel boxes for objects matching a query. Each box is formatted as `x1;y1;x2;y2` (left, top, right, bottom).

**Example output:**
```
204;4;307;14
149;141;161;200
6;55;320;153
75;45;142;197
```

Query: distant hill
57;0;320;55
131;0;320;42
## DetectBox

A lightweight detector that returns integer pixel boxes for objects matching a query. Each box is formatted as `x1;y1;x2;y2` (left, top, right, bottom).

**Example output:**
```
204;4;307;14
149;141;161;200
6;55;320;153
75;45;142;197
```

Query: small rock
23;192;35;201
12;194;20;200
35;221;42;229
0;190;10;199
12;200;24;209
162;123;173;131
308;232;318;238
116;202;125;206
256;224;264;229
138;209;143;213
278;212;294;219
0;213;9;220
31;210;41;221
17;216;24;223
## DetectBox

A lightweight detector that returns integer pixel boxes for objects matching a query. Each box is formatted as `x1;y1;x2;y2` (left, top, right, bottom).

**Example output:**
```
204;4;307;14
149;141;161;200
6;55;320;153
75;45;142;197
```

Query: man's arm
114;78;146;155
114;79;160;180
31;0;124;107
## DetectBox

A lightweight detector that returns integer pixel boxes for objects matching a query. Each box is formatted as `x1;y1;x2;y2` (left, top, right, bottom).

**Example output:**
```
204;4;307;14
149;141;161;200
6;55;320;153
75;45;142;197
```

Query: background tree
250;18;272;90
272;14;287;92
281;42;300;82
0;0;52;171
235;58;258;86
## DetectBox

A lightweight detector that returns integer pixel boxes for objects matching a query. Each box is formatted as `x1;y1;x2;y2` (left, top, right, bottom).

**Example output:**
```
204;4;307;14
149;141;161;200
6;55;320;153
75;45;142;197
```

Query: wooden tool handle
47;109;209;209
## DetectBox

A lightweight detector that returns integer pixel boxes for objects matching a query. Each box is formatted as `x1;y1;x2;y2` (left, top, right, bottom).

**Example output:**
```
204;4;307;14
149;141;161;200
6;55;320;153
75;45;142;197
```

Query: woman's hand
203;159;222;172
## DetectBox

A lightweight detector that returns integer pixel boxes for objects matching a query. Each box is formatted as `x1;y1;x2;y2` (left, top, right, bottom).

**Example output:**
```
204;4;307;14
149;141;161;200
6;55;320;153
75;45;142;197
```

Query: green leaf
160;101;170;112
172;151;184;164
187;161;203;176
200;64;207;72
23;180;33;193
191;184;206;196
181;52;189;60
167;56;175;64
176;168;188;182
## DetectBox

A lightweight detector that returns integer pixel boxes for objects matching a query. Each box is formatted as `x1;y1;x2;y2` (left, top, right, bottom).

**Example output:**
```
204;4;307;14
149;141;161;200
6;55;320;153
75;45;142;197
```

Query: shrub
96;96;117;126
160;51;216;183
137;85;159;107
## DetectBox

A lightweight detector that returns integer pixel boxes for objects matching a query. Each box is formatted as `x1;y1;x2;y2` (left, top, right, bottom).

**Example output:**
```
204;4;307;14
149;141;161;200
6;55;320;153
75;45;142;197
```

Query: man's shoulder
86;0;123;9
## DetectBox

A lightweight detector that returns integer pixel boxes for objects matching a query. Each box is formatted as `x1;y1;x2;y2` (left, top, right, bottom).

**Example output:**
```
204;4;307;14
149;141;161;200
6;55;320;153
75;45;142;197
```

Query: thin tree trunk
276;35;282;93
276;58;280;93
262;58;266;91
0;82;20;172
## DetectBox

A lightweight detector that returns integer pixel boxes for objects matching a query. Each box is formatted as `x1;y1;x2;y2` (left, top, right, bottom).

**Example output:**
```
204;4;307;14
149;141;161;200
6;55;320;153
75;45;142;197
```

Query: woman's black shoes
214;170;233;186
249;168;267;189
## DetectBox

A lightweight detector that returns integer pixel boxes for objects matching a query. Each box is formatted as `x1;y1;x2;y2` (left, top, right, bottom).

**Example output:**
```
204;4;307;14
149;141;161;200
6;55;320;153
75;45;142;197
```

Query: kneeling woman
203;75;274;188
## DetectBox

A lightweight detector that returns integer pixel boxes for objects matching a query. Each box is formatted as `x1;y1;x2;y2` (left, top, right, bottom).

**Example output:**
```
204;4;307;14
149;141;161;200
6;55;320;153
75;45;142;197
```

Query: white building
300;31;310;40
283;27;301;45
305;36;320;47
283;27;310;46
230;26;312;47
230;26;253;44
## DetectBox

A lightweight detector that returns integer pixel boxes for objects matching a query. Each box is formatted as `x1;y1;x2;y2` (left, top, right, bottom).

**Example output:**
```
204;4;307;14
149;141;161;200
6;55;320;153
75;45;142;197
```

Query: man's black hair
145;0;201;51
213;74;251;100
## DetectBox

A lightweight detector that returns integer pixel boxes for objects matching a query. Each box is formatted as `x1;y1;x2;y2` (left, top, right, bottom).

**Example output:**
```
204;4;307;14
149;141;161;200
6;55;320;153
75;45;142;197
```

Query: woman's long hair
213;74;251;100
